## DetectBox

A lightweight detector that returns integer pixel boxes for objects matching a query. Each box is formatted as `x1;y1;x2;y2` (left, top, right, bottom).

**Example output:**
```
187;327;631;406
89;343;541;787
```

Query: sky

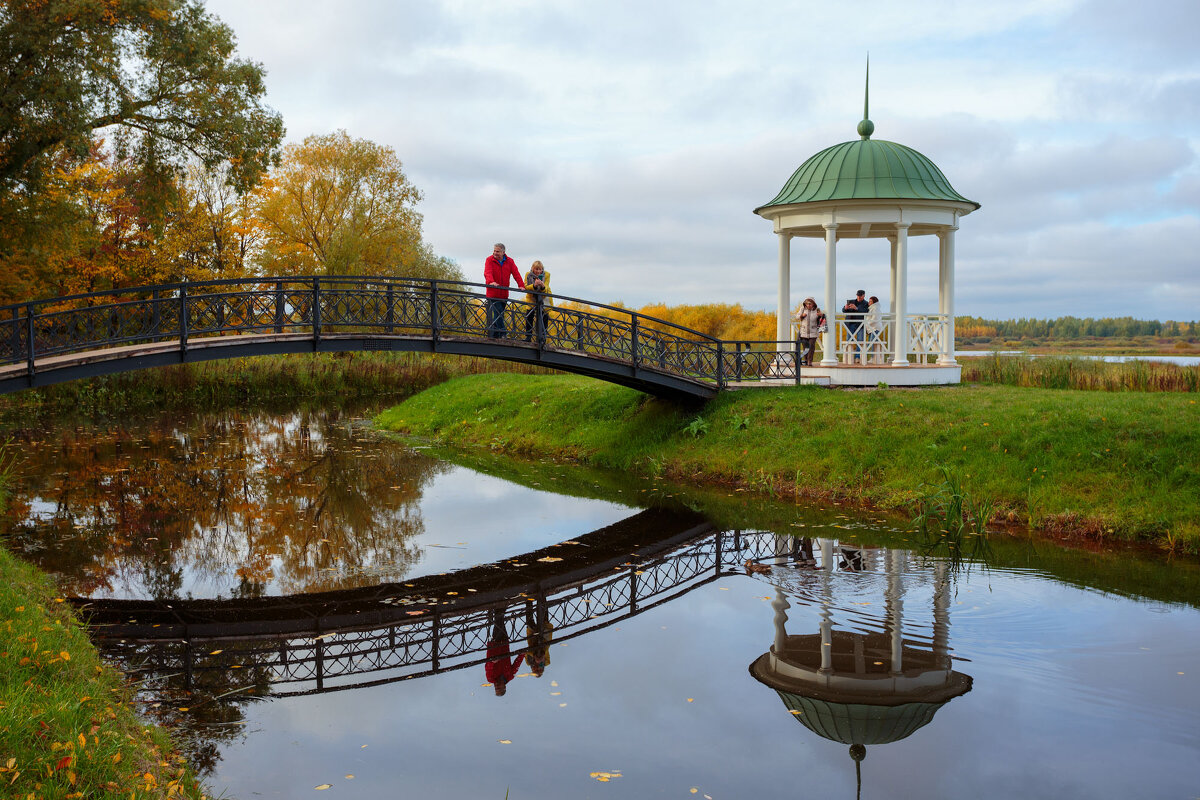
202;0;1199;321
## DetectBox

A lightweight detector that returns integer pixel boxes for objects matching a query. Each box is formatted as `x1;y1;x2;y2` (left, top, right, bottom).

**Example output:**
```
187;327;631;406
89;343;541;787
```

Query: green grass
0;546;208;799
377;374;1200;552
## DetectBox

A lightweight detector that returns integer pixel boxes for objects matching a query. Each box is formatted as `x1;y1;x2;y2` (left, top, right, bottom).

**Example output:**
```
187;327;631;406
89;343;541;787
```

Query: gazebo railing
790;313;951;365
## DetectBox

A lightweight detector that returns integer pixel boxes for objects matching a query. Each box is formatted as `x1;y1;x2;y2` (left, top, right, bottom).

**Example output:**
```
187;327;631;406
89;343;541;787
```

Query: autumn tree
254;130;457;279
0;0;283;194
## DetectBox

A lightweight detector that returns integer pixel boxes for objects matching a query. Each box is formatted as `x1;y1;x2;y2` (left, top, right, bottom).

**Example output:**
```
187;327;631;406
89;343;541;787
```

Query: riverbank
377;373;1200;552
0;351;548;425
0;545;207;799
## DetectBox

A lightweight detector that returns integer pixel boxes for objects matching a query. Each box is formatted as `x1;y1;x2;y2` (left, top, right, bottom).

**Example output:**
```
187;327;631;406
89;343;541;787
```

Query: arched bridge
0;277;790;401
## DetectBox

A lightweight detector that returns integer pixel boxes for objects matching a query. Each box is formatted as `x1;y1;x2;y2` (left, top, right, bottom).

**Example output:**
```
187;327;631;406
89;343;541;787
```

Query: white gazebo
754;85;979;386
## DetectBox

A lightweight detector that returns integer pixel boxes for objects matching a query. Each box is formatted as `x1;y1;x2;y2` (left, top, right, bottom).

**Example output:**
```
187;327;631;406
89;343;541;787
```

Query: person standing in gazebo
865;295;883;363
842;290;870;363
794;297;824;367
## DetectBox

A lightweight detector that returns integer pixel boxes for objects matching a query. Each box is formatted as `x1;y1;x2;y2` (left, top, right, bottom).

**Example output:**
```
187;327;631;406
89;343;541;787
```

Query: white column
932;561;951;671
776;232;791;347
888;549;904;675
890;223;910;366
819;538;835;674
938;225;959;365
888;235;898;315
772;587;790;655
888;234;898;363
820;223;838;366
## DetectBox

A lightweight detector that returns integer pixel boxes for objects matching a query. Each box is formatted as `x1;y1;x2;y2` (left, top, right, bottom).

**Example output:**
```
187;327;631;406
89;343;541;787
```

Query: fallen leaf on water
690;789;699;795
498;739;512;744
558;703;567;707
345;774;355;779
537;557;563;563
314;784;332;791
687;698;694;703
209;649;223;656
590;771;622;782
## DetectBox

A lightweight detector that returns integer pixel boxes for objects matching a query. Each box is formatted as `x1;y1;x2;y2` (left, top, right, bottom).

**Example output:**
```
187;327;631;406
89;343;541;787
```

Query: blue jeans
486;299;508;338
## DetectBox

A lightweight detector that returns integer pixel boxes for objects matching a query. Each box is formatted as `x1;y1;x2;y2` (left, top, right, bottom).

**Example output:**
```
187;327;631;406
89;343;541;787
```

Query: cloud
200;0;1200;321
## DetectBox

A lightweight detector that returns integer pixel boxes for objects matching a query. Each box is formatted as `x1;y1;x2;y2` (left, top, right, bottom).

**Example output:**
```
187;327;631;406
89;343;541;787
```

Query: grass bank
0;545;207;799
377;373;1200;552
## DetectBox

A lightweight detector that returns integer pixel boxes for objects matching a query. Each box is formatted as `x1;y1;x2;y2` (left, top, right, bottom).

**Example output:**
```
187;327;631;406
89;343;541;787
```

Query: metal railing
790;312;951;365
0;277;737;392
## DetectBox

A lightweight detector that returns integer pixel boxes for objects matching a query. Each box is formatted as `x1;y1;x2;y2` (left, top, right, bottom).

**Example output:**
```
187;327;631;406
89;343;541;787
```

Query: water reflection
85;521;982;784
2;408;447;597
747;543;972;797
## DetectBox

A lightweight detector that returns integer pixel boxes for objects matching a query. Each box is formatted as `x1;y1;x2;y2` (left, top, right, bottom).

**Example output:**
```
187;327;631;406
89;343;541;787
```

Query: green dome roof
757;137;979;211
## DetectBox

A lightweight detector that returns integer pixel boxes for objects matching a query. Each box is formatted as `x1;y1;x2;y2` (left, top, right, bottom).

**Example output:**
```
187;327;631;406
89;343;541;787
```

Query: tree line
956;316;1198;340
0;0;457;306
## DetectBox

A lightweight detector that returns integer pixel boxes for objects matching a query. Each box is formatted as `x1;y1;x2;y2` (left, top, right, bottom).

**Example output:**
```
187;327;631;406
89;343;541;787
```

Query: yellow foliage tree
253;130;429;277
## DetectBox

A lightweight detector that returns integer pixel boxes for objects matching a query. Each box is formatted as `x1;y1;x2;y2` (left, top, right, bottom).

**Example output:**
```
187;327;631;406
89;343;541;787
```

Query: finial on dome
858;54;874;139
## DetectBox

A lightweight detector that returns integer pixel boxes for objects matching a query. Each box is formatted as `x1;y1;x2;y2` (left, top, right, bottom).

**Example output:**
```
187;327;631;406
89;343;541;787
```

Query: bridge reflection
83;518;978;777
84;507;740;694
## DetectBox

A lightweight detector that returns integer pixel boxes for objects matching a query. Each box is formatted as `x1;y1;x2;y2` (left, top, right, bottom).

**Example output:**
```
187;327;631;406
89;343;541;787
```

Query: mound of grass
377;374;1200;552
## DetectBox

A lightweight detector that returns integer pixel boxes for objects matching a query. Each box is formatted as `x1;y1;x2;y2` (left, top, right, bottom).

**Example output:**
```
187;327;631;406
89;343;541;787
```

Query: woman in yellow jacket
523;260;551;342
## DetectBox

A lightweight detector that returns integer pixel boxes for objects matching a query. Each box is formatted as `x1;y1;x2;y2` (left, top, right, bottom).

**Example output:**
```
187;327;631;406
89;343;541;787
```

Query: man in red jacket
484;243;524;339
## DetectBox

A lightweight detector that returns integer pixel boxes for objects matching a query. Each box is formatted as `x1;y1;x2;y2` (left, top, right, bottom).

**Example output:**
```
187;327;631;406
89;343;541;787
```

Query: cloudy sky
203;0;1198;321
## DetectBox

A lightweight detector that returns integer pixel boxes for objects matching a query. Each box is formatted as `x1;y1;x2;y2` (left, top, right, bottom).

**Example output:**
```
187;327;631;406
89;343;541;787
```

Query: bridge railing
0;276;733;388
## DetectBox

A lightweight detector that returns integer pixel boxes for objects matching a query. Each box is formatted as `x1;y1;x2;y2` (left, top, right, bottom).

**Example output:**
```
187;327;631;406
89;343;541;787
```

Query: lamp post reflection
748;539;973;797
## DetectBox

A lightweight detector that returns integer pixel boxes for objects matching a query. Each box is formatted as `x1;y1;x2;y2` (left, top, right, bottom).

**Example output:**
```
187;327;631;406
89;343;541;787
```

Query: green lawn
378;373;1200;551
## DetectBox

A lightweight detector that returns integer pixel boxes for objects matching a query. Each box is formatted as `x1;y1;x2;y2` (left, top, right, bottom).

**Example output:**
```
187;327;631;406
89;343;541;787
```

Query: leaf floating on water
209;649;224;656
690;789;699;795
590;771;623;782
345;774;355;780
498;739;512;744
537;556;563;563
314;784;332;791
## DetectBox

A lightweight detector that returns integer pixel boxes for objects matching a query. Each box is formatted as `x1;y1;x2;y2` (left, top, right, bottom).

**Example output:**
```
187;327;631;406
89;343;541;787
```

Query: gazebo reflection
748;539;973;795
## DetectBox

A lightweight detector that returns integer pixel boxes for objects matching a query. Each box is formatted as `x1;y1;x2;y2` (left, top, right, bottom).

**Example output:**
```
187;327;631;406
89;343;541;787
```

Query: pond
3;405;1199;799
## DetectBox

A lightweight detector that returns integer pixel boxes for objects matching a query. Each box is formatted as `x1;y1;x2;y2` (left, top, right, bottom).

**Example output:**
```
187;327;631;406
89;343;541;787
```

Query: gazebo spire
857;55;874;140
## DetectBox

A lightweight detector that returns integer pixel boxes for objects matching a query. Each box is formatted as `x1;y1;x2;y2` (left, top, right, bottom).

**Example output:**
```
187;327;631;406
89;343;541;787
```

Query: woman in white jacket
793;297;824;367
864;295;884;364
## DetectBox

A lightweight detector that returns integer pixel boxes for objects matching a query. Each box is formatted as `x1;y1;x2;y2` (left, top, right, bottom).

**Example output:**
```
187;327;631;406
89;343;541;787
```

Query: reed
961;354;1200;392
0;352;549;422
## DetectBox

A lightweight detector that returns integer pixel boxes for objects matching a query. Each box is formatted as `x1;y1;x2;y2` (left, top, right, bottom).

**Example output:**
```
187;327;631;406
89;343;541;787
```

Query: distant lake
957;351;1200;366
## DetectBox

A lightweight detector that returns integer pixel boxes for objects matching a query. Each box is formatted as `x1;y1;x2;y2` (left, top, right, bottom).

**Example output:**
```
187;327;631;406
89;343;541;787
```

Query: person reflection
523;594;553;678
797;537;818;570
485;606;524;696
